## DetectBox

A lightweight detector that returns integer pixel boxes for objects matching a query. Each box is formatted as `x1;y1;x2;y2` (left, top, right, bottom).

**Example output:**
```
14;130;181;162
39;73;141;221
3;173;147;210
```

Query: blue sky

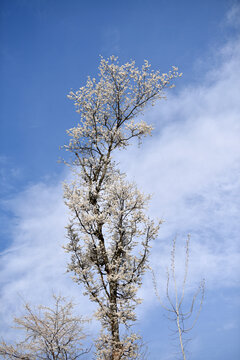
0;1;240;359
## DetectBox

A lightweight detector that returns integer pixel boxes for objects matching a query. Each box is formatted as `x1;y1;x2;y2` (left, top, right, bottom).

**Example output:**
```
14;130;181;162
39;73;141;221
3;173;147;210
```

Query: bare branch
153;236;205;360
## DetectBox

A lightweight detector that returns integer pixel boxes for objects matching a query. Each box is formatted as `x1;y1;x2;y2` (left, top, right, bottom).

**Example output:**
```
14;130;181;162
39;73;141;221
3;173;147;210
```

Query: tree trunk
109;281;121;360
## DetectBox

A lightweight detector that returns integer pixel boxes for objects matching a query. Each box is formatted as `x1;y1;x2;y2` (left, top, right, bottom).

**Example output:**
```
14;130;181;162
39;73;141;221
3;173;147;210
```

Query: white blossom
63;56;180;359
0;295;89;359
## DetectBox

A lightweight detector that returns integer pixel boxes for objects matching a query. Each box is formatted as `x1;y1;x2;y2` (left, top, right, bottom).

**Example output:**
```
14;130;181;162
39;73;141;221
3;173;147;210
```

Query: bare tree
153;236;205;360
0;295;90;360
63;55;181;359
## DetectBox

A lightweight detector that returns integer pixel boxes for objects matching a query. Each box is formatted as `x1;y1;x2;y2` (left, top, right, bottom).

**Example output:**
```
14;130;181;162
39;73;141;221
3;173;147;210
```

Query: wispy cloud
0;181;96;341
116;35;240;295
0;155;22;194
225;2;240;28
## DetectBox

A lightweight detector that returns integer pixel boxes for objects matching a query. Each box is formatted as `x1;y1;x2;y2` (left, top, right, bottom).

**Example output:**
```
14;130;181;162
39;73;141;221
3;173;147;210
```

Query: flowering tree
0;295;89;359
63;56;181;360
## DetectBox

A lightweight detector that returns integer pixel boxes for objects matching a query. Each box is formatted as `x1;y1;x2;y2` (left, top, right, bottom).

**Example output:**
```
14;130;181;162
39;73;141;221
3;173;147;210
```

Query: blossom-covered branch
0;295;89;360
64;55;181;360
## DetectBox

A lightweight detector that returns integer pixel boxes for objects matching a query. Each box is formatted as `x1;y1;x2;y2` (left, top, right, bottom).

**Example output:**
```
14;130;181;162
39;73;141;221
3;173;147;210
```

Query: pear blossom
64;56;181;359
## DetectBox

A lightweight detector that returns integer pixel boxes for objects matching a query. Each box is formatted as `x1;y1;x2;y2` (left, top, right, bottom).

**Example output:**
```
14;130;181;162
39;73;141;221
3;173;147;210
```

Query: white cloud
115;35;240;297
0;33;240;343
0;180;97;341
225;2;240;28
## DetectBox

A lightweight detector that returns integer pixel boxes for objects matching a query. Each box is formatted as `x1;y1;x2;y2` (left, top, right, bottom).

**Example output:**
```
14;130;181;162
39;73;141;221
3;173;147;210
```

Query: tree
63;55;181;359
0;295;89;360
152;236;205;360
